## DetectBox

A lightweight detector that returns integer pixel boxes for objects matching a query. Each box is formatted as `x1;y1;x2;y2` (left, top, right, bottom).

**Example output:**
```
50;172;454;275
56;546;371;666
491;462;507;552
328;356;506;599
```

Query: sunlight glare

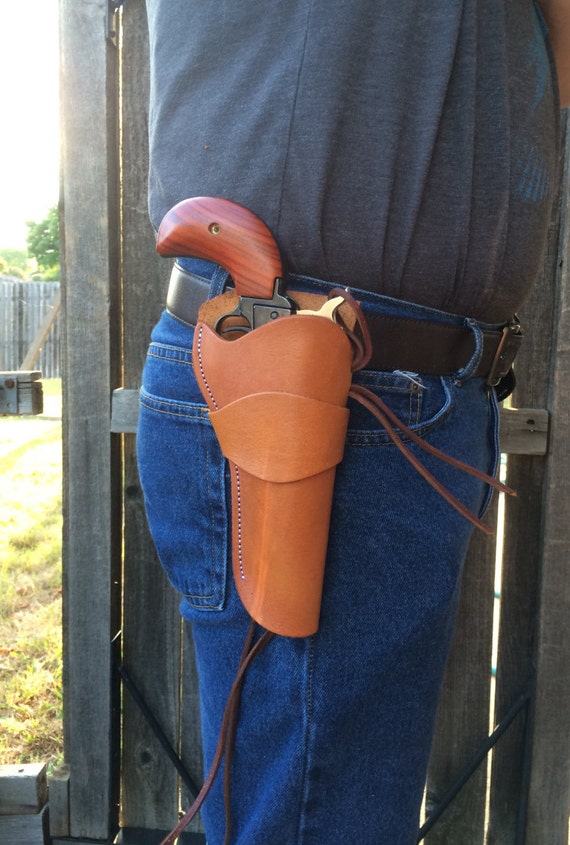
0;0;60;249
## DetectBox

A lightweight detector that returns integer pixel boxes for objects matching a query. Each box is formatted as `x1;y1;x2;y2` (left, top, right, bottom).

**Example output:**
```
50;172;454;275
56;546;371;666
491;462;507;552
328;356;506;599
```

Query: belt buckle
486;316;523;387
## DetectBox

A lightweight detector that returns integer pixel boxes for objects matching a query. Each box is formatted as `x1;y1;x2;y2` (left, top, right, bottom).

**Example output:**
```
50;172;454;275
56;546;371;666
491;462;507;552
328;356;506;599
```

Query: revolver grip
156;196;283;300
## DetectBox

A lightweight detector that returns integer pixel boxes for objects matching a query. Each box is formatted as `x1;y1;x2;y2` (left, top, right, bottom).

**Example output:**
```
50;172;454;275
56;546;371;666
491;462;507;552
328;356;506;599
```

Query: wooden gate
56;1;570;842
0;280;61;377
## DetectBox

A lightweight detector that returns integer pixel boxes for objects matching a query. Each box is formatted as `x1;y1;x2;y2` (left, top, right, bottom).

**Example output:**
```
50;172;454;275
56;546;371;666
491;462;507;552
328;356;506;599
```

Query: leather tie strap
349;382;513;534
158;621;274;845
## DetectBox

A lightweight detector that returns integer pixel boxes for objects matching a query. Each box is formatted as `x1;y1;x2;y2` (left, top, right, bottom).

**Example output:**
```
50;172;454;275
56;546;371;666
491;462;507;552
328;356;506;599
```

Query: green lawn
0;379;63;766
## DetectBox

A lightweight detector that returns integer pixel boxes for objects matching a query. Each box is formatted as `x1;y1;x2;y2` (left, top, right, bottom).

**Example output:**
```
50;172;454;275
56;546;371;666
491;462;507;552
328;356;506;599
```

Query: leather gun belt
166;264;522;386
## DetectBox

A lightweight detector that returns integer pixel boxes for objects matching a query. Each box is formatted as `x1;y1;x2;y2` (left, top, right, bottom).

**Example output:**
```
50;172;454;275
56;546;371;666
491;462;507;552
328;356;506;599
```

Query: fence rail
0;279;61;378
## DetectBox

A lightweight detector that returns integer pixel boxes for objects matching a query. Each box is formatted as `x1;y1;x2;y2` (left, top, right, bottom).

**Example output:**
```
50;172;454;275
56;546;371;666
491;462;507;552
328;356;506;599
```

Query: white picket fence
0;279;61;377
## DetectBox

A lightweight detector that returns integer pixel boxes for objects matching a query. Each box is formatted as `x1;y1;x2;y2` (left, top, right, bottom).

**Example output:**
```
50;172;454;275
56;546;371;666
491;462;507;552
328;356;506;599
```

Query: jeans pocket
137;341;228;612
341;369;499;526
346;369;452;444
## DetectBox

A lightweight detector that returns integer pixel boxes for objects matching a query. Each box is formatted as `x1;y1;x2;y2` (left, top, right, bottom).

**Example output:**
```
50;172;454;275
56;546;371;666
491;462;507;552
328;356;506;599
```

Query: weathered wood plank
0;763;47;815
498;407;548;456
20;288;61;370
47;764;70;838
120;444;182;830
111;387;139;433
488;454;543;845
0;804;49;845
524;113;570;845
0;280;60;377
180;624;205;836
488;136;565;844
52;838;114;845
59;0;121;839
424;500;498;843
116;828;206;844
119;0;182;830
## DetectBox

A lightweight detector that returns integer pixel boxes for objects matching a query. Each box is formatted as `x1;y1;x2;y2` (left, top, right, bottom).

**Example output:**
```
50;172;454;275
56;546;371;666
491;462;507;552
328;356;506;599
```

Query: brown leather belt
166;264;522;386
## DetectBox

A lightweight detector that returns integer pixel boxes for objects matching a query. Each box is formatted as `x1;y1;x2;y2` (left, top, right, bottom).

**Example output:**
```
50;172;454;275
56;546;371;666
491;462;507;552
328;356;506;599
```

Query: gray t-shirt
146;0;560;323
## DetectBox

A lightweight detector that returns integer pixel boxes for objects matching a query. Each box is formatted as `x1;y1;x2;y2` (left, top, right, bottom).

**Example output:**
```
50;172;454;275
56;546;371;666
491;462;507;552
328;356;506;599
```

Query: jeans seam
139;399;207;421
147;351;193;364
476;385;501;519
148;341;193;361
296;637;315;845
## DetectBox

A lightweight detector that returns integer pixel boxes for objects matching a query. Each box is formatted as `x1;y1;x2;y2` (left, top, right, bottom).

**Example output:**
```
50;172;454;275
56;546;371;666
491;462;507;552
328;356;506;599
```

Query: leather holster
192;292;354;637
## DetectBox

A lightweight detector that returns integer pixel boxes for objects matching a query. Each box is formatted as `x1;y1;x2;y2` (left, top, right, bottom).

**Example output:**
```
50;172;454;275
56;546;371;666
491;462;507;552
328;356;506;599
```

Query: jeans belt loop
209;264;232;298
453;317;485;384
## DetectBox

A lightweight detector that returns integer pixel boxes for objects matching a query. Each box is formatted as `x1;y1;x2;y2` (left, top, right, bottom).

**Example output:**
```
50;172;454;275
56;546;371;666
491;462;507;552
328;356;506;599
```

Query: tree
26;206;60;279
0;248;29;276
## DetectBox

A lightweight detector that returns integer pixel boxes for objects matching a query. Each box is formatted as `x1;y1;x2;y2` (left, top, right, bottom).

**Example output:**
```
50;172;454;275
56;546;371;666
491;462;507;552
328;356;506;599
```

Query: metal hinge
105;0;126;46
0;377;18;414
0;372;43;416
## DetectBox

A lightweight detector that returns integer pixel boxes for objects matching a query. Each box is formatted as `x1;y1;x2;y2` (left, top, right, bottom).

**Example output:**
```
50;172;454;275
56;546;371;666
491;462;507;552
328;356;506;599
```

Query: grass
0;379;63;767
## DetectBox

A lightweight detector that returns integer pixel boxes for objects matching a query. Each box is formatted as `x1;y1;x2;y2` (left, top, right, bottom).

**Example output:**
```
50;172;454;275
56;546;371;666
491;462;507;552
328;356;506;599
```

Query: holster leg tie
158;620;274;845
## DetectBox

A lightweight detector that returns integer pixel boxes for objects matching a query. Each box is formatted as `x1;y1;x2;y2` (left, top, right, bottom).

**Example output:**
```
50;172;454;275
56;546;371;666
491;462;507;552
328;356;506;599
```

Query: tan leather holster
192;292;354;637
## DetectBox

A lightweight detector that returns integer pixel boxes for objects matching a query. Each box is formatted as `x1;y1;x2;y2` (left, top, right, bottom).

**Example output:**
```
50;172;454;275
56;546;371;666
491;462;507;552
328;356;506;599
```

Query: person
137;2;568;843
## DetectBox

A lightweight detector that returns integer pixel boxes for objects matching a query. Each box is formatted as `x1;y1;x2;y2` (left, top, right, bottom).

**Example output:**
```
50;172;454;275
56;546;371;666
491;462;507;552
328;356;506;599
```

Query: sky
0;0;60;250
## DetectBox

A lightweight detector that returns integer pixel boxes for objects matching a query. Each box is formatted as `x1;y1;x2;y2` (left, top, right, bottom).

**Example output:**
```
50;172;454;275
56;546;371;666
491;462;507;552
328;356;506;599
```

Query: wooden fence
56;1;570;843
0;279;61;378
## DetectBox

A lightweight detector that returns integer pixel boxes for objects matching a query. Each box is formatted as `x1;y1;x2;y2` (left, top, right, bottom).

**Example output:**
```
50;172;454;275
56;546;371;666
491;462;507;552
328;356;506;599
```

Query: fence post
59;0;121;839
118;0;188;831
523;111;570;845
488;122;569;845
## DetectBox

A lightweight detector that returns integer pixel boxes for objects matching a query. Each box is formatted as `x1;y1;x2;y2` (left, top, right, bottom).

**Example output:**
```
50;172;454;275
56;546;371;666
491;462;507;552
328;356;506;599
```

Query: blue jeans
137;262;500;844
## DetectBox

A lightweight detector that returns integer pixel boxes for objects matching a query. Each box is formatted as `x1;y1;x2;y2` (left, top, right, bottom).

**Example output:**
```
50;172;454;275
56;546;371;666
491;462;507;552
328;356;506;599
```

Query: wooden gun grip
156;197;283;299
